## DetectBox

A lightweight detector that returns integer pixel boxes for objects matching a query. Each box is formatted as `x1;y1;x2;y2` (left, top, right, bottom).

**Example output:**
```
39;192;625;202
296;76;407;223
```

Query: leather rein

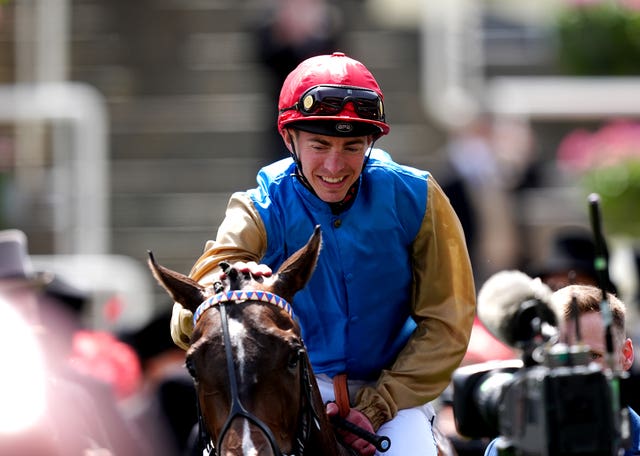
192;288;321;456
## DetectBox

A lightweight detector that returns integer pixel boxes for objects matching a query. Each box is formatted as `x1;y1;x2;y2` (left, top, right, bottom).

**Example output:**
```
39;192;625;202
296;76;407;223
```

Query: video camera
452;195;630;455
452;342;627;455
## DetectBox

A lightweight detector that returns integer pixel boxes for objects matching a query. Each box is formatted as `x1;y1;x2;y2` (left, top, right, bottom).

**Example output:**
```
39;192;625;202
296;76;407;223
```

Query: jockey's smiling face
285;129;373;203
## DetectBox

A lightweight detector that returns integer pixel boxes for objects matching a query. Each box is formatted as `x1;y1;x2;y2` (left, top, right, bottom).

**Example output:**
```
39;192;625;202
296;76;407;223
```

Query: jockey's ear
622;337;634;371
271;226;322;303
147;251;207;313
283;128;295;153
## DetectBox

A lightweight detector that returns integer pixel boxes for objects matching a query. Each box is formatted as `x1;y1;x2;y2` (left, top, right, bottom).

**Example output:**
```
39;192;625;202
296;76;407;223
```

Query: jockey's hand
170;262;271;351
170;302;193;351
326;402;376;456
220;261;272;280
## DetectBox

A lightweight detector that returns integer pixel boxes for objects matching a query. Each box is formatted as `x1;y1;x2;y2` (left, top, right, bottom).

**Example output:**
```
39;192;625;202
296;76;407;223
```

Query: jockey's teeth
322;176;343;184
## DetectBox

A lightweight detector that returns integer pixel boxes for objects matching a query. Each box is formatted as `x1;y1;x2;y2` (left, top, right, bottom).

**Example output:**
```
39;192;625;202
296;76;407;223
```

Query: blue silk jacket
249;150;425;379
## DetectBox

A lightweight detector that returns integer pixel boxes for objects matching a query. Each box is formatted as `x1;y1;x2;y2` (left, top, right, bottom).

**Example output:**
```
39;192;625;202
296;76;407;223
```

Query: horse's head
148;226;336;455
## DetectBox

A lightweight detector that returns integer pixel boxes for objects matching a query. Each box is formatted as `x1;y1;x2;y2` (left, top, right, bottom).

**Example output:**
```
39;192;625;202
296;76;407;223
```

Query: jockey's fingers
220;261;272;278
325;401;339;416
245;261;272;277
352;439;375;456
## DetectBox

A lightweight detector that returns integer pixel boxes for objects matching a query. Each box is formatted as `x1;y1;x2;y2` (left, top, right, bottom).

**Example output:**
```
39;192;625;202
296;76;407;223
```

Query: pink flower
620;0;640;11
557;120;640;174
557;128;595;172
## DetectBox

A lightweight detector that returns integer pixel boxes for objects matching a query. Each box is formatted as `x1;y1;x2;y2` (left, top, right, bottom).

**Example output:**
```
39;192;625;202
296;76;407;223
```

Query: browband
193;290;294;325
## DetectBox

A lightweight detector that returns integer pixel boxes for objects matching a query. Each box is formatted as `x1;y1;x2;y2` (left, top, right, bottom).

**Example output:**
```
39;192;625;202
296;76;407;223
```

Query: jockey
171;52;476;456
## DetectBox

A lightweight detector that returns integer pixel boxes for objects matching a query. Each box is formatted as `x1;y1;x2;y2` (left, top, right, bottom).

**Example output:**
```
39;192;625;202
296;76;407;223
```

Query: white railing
0;82;110;254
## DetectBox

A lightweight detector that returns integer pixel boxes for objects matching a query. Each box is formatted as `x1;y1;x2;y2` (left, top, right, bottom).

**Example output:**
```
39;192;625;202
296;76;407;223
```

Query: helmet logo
335;122;353;133
303;95;315;110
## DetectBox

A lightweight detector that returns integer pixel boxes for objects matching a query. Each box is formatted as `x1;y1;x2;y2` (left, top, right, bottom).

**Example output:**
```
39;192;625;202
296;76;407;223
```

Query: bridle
192;288;321;456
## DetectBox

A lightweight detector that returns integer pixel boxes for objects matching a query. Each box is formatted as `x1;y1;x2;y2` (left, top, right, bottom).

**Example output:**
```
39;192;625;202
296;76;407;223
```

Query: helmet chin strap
286;130;313;192
362;139;377;171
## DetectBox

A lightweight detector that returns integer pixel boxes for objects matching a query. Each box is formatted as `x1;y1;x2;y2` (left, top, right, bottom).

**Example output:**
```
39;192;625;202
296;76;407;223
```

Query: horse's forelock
221;265;269;294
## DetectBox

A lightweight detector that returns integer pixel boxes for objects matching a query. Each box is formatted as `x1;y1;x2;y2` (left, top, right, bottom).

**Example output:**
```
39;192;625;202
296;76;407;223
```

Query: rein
193;289;319;456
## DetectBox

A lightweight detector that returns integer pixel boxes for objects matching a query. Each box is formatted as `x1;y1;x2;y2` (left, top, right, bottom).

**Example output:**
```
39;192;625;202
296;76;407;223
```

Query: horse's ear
147;250;207;313
271;226;322;302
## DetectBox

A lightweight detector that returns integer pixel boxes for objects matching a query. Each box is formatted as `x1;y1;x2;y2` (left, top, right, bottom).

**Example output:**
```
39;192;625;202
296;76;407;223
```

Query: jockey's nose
323;150;346;174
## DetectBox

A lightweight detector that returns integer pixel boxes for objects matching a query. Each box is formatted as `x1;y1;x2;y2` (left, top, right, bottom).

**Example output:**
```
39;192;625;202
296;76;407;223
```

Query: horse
148;226;355;455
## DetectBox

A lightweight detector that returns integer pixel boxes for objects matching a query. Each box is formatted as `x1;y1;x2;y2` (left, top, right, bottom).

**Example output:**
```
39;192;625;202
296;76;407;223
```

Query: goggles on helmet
279;85;385;122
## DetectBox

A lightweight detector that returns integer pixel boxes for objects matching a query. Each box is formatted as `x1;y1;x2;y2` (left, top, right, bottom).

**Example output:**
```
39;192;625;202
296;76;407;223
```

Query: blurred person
0;229;150;456
527;226;602;292
439;115;520;285
525;225;623;297
121;308;198;456
0;229;112;454
0;302;51;453
169;52;476;455
483;284;639;456
255;0;342;94
253;0;343;161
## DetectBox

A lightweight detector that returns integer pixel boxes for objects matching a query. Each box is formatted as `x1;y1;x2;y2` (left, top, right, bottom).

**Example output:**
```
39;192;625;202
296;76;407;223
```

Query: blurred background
0;0;639;339
2;1;640;453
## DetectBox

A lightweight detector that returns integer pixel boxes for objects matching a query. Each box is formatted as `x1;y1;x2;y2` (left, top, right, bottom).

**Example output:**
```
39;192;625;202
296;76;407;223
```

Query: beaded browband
193;290;294;325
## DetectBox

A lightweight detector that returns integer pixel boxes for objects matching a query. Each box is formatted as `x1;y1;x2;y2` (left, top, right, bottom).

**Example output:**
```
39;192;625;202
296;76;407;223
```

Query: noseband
193;289;320;456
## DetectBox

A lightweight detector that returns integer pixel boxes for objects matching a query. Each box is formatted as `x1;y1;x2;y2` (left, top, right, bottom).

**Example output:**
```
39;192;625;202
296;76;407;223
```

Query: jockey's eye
185;356;197;379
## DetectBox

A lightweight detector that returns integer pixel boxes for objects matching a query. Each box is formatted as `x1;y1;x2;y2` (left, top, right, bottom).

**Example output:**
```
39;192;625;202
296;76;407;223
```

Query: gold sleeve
355;174;476;430
189;192;268;286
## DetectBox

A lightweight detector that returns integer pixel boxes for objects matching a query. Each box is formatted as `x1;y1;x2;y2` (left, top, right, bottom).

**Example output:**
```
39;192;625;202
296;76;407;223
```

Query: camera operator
483;284;640;456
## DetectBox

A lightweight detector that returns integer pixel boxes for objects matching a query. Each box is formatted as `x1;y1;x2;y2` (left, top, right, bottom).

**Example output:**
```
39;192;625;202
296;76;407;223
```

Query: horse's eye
185;357;197;379
287;351;300;370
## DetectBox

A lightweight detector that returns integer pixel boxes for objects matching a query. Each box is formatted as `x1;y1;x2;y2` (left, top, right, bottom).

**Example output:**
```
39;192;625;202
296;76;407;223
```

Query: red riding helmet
277;52;390;139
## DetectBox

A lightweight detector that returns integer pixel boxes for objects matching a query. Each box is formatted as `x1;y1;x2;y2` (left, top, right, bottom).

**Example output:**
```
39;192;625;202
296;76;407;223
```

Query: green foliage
557;120;640;237
581;159;640;237
556;2;640;75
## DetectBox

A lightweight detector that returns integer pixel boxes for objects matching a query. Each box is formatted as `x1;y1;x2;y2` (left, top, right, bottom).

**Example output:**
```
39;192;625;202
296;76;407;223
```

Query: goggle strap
279;104;299;114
